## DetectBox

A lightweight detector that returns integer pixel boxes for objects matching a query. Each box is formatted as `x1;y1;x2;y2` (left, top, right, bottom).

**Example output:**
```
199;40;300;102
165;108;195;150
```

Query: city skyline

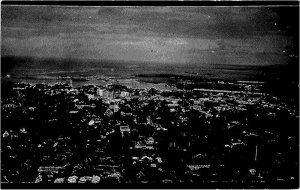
1;4;299;188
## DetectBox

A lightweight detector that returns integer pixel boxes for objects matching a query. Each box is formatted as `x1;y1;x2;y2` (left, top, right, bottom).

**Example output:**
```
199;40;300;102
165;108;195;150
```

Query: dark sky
1;6;298;65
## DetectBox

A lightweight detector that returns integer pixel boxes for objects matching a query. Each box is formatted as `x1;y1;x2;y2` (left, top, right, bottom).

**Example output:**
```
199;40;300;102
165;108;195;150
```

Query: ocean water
1;56;269;88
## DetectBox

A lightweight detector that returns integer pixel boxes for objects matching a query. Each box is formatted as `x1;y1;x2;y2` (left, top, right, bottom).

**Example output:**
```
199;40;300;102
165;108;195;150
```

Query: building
69;78;73;88
104;108;113;117
97;88;104;96
2;103;19;110
87;94;95;100
37;166;64;181
113;105;119;113
108;104;119;112
120;126;130;137
121;91;129;98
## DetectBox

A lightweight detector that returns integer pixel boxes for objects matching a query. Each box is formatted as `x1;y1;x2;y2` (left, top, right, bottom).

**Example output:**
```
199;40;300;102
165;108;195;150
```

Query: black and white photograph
1;2;299;189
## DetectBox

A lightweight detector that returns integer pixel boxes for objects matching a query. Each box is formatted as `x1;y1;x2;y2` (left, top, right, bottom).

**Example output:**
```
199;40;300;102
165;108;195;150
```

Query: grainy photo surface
1;5;299;189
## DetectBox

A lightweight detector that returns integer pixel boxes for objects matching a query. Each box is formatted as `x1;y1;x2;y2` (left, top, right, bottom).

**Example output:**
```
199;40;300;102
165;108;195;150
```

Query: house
37;166;63;174
2;103;19;110
95;157;122;175
104;109;113;117
120;126;130;137
67;176;78;183
113;105;119;113
97;88;104;96
121;91;130;98
186;153;212;175
146;137;154;145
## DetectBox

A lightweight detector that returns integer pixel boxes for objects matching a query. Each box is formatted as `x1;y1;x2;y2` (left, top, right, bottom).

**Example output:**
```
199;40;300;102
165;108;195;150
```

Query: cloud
1;6;285;40
1;6;297;65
